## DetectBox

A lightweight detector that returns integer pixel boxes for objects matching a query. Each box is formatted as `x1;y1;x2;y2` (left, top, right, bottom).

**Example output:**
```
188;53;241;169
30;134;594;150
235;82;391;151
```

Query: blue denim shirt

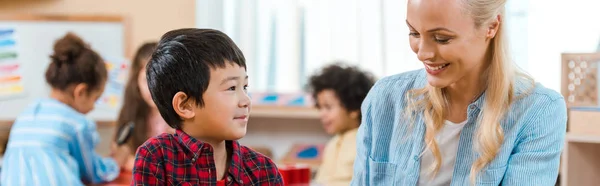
351;69;567;186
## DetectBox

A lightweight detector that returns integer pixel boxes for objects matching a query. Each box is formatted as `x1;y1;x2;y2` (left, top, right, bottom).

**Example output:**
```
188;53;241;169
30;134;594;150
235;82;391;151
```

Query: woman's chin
426;76;451;88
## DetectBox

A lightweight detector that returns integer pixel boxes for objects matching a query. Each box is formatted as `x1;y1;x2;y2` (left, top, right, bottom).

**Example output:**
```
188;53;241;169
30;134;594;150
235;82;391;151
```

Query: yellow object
314;128;358;186
0;84;23;95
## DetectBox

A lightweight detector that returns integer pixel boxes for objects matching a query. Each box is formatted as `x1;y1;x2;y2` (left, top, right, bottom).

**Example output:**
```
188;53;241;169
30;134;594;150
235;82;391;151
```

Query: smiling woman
350;0;567;185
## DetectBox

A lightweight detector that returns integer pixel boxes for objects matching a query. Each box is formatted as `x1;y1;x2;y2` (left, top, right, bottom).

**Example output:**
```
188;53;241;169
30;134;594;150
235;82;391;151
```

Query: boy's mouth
234;115;248;120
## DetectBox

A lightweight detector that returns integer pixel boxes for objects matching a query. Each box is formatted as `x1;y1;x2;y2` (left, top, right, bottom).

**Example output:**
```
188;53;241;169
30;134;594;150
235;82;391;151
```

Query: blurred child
112;42;174;171
0;33;127;185
132;28;283;185
308;63;375;186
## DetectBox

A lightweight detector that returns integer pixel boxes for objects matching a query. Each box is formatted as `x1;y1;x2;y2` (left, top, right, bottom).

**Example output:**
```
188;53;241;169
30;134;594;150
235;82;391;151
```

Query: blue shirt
1;98;119;186
351;69;567;186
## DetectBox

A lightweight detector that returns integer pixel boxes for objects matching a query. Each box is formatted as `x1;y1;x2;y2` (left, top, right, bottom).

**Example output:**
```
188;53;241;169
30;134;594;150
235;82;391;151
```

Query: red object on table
217;179;226;186
278;164;311;186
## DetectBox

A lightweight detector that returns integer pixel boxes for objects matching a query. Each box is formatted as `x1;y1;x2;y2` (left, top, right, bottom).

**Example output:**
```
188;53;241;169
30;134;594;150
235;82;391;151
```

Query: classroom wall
0;0;196;56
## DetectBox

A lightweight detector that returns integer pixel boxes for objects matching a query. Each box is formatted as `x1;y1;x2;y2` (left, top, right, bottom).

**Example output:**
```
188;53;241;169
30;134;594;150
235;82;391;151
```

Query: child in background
132;28;283;185
0;33;127;185
112;42;174;171
308;63;375;186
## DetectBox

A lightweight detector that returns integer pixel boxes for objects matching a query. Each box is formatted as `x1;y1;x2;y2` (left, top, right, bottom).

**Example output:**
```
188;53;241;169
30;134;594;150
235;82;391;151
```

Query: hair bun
51;32;88;65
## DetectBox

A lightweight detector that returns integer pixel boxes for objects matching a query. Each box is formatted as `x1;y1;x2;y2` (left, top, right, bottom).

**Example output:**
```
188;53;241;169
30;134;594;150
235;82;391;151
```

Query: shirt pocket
368;156;399;185
476;165;507;185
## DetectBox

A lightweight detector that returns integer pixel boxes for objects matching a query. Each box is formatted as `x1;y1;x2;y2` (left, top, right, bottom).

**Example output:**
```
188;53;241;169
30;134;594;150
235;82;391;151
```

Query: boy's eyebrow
220;76;249;85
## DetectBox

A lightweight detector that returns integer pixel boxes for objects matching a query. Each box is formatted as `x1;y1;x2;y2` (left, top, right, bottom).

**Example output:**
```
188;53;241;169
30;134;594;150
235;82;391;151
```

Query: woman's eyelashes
409;31;452;44
409;31;420;38
434;36;452;44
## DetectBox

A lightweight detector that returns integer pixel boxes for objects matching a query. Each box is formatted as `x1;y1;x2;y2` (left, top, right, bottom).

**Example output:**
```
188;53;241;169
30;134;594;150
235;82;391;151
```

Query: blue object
0;29;13;37
297;146;319;159
288;96;306;106
0;39;15;48
261;94;279;103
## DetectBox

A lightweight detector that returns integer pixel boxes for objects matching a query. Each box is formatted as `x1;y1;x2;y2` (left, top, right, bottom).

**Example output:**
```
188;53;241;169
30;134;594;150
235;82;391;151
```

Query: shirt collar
175;129;245;183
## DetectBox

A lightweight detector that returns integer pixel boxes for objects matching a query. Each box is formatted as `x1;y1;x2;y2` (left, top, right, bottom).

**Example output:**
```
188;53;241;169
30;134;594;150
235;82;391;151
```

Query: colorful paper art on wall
95;56;129;109
0;28;25;100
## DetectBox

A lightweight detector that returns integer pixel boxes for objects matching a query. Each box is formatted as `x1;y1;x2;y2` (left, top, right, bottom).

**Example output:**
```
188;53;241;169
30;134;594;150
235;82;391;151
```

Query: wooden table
89;171;132;186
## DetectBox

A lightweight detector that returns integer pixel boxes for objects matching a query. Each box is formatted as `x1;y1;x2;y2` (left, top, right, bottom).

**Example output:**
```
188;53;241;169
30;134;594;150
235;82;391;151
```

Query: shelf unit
561;133;600;186
251;105;319;119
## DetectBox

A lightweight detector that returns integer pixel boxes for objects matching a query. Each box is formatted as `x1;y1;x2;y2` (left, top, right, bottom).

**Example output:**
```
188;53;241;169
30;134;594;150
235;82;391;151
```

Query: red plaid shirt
131;130;283;186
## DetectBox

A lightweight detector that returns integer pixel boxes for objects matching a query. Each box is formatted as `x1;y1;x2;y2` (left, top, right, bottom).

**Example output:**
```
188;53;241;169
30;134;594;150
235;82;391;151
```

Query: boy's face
316;89;359;135
181;62;250;141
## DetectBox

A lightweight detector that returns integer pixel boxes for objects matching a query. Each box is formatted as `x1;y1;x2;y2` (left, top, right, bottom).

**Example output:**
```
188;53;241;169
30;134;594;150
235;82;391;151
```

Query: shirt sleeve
350;84;376;186
131;145;165;186
501;97;567;185
70;119;120;183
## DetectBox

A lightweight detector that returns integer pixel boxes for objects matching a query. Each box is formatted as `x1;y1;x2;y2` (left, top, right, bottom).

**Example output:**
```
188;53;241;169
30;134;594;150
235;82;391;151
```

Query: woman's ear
172;92;195;119
486;15;501;39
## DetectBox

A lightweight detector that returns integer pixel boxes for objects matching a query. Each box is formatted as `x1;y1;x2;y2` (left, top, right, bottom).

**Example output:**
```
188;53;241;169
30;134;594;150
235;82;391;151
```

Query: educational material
0;28;25;100
280;143;325;169
249;92;314;107
561;53;600;107
0;16;125;120
96;56;128;109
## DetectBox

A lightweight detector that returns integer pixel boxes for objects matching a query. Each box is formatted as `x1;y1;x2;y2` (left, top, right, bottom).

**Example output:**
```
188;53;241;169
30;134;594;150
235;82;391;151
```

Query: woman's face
137;60;156;108
406;0;497;88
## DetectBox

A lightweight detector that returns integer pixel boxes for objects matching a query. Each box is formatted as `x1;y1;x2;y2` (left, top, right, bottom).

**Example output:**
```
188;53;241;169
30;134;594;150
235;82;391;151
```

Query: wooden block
569;108;600;136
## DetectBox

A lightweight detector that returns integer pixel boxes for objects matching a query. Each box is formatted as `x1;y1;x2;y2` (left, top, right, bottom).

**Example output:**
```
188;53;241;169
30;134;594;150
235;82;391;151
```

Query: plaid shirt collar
175;129;244;183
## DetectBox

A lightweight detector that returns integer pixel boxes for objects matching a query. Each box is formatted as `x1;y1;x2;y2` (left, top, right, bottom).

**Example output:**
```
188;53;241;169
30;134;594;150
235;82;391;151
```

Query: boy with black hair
132;28;283;186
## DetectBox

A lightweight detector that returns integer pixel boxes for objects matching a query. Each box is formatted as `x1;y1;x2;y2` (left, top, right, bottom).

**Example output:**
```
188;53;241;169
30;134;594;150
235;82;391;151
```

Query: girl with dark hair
1;32;126;185
111;42;174;171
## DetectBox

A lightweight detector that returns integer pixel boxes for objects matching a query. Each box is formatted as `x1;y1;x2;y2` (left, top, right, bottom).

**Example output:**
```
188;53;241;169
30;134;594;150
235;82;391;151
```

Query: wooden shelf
562;133;600;186
251;105;319;119
566;133;600;143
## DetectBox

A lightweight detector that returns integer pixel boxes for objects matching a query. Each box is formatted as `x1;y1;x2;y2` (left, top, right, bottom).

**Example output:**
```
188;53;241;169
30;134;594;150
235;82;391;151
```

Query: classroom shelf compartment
561;133;600;186
250;105;320;119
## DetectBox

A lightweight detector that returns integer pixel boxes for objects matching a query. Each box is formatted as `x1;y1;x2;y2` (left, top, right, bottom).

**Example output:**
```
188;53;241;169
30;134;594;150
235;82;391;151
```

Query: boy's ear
349;110;359;121
172;92;195;119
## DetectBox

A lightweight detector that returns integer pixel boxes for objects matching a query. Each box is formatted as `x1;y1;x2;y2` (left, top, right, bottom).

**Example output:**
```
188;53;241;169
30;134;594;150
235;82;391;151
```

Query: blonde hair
405;0;530;183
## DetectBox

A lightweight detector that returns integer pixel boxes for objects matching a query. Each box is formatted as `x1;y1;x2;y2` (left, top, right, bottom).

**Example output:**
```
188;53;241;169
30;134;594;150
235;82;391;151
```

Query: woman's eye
409;32;420;38
434;36;451;44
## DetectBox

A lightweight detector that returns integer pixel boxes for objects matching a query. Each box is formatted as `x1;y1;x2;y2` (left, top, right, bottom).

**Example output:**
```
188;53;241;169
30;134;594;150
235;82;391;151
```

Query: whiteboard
0;21;125;120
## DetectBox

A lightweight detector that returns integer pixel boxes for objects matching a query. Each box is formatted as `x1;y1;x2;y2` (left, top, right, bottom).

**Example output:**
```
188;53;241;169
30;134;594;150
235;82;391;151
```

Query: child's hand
110;143;132;168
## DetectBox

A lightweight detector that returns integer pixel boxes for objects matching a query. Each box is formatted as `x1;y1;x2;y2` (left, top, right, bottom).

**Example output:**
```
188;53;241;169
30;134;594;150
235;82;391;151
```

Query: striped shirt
1;98;120;186
351;69;567;186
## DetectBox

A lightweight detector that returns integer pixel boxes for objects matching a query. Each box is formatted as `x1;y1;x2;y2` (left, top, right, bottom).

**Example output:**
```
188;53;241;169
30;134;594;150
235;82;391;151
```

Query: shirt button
413;156;419;161
469;105;476;109
191;158;196;161
227;176;232;182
